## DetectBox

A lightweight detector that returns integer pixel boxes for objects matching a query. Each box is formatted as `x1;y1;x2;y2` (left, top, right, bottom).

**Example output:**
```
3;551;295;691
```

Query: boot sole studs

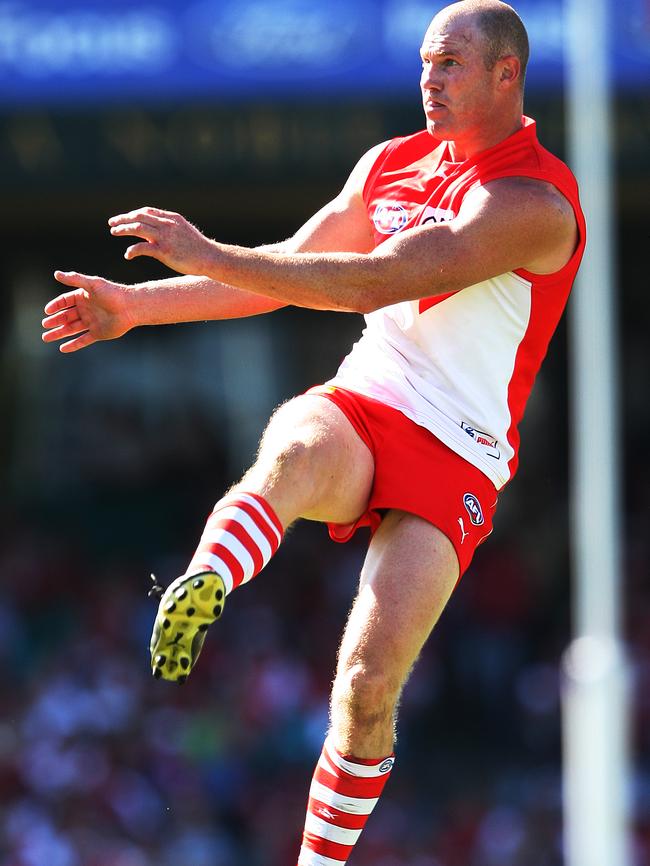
150;571;226;683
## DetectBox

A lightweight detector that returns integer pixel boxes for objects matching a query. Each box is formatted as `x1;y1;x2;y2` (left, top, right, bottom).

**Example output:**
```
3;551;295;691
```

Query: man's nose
421;67;442;92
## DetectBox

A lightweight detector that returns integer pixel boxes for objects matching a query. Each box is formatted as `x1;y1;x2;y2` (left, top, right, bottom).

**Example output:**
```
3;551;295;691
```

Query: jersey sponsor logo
379;758;395;773
463;493;485;526
418;205;456;226
457;516;469;544
461;422;501;460
373;203;409;234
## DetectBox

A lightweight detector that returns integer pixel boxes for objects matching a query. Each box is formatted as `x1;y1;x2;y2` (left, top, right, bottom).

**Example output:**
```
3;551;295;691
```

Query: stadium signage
0;0;648;107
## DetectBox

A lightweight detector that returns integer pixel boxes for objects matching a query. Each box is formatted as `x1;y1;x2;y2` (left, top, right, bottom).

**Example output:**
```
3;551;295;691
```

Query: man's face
419;13;501;145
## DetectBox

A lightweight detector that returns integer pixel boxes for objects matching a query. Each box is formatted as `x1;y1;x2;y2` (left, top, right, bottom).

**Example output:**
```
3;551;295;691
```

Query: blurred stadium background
0;1;648;864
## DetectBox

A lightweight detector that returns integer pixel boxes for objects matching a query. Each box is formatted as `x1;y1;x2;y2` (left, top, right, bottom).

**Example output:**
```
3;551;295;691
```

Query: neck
446;112;524;162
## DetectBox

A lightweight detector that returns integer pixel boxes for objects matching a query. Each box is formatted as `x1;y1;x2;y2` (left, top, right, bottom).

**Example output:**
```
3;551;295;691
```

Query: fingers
43;279;92;344
59;331;98;353
42;319;87;344
108;207;176;228
44;288;86;316
108;210;169;261
47;271;101;316
124;242;161;261
109;221;160;242
109;210;175;254
42;307;80;333
54;270;96;289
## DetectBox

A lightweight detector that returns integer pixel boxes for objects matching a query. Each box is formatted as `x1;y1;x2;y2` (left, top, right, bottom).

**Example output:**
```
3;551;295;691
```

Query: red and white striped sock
298;735;395;866
185;492;283;594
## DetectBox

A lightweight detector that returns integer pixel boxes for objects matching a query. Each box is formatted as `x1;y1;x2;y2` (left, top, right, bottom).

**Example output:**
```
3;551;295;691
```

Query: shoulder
451;176;579;274
345;130;438;199
354;140;393;178
468;176;574;217
338;140;392;202
459;176;577;241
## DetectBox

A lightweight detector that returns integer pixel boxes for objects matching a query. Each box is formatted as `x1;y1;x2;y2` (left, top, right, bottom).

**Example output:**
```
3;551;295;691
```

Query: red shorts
308;385;498;578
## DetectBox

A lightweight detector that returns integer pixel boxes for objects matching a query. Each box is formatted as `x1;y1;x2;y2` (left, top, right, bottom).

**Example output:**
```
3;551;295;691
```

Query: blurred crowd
1;389;648;866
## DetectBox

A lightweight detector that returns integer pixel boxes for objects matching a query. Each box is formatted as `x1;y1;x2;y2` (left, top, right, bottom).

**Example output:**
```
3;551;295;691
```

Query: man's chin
425;118;453;140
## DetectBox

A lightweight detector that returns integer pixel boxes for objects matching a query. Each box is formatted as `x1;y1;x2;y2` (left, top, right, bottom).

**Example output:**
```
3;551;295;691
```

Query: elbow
354;298;377;315
350;291;384;315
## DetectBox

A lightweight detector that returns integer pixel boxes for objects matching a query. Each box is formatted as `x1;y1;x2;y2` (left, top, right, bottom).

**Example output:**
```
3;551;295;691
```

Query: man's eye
443;59;458;67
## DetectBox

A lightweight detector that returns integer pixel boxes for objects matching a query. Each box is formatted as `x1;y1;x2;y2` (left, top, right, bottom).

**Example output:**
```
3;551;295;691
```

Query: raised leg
151;394;375;681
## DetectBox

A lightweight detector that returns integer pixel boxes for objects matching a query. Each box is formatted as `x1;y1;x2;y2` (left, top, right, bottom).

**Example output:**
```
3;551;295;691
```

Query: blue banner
0;0;648;107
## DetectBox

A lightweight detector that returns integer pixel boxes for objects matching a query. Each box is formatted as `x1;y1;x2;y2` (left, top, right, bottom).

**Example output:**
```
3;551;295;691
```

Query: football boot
148;571;226;683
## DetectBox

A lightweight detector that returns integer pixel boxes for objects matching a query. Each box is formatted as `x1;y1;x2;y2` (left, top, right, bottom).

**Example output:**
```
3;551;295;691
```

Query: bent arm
183;178;578;313
111;177;577;314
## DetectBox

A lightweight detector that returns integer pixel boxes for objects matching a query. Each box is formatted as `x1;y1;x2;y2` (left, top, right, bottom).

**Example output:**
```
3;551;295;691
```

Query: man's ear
498;55;521;88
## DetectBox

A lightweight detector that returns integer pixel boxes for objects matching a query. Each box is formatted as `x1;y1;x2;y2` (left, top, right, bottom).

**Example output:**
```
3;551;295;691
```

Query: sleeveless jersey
328;116;586;489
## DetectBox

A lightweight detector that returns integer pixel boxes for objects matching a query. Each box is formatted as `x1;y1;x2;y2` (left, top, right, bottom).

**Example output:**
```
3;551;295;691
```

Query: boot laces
148;573;164;601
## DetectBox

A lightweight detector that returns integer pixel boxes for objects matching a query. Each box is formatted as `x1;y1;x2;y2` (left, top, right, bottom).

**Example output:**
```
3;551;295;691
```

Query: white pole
563;0;630;864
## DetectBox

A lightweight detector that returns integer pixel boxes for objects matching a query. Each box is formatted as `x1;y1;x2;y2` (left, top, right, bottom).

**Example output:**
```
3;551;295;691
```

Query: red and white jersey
328;116;586;489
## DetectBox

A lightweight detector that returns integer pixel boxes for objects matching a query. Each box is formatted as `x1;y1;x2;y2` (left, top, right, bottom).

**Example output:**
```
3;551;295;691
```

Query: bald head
433;1;529;87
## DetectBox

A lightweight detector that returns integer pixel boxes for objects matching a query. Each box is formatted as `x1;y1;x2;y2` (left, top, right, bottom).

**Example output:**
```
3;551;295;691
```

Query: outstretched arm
42;265;288;354
42;142;385;352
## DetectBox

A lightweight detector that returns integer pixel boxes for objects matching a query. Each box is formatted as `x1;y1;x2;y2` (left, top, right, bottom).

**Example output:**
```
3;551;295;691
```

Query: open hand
42;271;135;353
108;206;214;275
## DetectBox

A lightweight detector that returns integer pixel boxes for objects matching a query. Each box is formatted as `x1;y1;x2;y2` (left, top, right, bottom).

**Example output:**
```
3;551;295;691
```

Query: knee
271;434;314;475
257;428;321;502
332;662;400;729
239;394;372;523
254;399;328;482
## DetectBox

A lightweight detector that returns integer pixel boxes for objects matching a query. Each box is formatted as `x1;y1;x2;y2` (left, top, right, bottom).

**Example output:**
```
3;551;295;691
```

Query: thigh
240;394;376;527
336;509;460;694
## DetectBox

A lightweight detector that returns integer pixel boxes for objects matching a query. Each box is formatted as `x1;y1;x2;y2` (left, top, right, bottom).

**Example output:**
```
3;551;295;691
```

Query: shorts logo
463;493;484;526
379;758;395;773
373;203;409;234
461;422;501;460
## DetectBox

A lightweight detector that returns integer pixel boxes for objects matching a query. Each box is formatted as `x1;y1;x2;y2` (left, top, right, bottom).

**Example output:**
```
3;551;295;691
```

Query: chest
367;154;475;247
